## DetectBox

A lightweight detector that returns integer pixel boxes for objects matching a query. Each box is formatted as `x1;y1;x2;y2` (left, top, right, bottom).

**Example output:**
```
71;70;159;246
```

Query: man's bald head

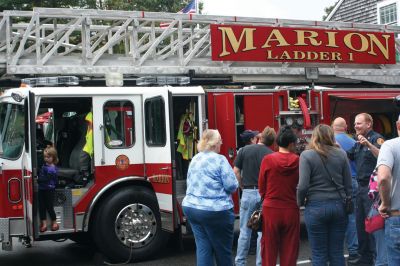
332;117;347;133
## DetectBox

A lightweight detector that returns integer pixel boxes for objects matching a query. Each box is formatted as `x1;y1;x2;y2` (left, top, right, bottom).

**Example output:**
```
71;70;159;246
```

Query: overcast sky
201;0;338;21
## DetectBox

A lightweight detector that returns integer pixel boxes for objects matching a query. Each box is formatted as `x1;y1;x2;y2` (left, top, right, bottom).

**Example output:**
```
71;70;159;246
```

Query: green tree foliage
101;0;188;12
322;1;339;21
0;0;203;13
0;0;95;11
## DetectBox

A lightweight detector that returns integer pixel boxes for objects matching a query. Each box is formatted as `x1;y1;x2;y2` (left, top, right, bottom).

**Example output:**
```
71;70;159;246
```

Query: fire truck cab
0;80;205;261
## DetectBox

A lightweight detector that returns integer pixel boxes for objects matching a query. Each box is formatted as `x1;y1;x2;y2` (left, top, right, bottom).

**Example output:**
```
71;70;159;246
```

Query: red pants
261;207;300;266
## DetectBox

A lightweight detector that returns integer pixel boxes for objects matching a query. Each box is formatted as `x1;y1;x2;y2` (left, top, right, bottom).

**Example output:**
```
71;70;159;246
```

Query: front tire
91;186;166;262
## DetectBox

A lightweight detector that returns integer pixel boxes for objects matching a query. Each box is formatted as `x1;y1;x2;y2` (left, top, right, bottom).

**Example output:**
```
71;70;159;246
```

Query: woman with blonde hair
297;124;352;265
38;147;59;232
182;129;238;266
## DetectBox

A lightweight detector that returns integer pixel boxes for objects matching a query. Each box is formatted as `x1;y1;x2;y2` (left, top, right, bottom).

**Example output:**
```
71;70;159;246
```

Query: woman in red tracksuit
258;126;300;266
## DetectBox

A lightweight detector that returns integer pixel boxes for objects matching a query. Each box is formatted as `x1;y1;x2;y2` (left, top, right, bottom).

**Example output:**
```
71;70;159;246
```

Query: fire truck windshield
0;102;24;159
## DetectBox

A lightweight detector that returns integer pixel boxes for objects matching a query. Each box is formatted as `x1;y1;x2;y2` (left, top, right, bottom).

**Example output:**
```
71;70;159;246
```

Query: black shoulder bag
318;153;354;214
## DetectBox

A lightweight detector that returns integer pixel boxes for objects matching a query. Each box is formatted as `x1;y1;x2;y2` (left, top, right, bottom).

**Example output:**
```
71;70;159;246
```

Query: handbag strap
371;196;381;209
317;152;347;200
256;197;264;210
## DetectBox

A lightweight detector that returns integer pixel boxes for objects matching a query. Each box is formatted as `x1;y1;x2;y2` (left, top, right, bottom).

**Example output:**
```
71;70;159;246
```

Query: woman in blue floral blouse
182;129;239;266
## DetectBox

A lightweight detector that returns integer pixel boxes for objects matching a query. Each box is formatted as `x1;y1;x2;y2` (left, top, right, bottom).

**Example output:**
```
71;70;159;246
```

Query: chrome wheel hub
115;203;157;248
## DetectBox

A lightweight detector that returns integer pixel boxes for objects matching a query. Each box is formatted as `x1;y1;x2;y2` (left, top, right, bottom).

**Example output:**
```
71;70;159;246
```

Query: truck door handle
99;124;106;165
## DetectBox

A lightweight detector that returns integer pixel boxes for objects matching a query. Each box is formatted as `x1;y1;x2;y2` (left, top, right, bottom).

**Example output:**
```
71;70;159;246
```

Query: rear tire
91;186;167;262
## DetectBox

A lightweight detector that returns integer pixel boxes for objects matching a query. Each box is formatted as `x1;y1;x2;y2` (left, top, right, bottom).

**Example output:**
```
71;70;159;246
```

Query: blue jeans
346;178;358;256
369;207;388;266
235;189;262;266
305;200;348;266
385;216;400;266
183;206;235;266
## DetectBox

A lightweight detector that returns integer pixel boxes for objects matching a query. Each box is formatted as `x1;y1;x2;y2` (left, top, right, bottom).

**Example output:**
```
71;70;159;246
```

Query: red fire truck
2;81;400;261
1;7;400;263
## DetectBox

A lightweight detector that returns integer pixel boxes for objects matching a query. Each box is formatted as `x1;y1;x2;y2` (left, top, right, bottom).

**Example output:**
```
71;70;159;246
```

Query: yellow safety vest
177;113;195;160
83;112;94;158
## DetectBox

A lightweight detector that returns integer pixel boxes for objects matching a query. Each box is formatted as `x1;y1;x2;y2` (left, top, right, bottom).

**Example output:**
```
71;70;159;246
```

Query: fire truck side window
144;96;166;146
103;101;135;148
0;103;24;159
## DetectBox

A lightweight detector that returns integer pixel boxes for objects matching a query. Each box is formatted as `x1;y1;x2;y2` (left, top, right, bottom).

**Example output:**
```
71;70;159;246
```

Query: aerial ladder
0;8;400;85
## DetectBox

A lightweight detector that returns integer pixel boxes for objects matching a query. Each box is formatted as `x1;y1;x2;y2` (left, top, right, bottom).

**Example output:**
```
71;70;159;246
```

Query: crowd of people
182;112;400;266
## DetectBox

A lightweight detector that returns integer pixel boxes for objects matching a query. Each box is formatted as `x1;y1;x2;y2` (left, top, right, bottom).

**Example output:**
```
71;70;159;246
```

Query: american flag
160;0;197;28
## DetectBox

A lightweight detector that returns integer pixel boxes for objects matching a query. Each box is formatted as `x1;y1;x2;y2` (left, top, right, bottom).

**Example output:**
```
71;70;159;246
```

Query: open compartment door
22;91;38;239
142;89;175;232
212;93;239;214
213;93;236;164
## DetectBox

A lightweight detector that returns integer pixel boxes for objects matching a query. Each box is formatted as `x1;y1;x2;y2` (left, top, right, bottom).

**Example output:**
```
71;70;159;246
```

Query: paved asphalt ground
0;222;352;266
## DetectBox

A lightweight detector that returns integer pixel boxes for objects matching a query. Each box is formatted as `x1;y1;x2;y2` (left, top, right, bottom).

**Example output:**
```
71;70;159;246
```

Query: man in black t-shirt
240;129;259;147
234;127;276;266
